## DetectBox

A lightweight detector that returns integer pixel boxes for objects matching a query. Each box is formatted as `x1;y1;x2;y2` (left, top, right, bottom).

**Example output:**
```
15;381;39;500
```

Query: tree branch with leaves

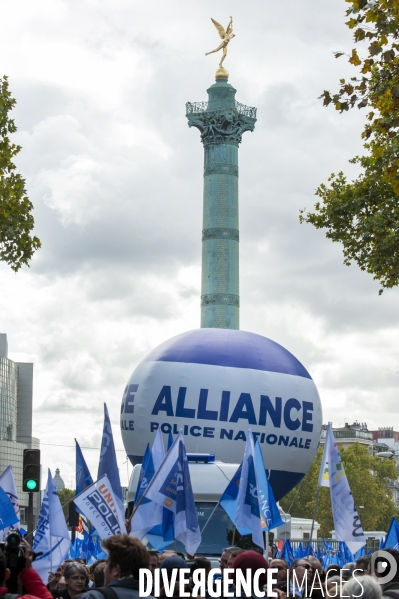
300;1;399;293
0;76;41;271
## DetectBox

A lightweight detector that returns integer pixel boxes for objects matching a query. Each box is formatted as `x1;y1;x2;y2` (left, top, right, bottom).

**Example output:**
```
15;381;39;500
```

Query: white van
126;453;251;555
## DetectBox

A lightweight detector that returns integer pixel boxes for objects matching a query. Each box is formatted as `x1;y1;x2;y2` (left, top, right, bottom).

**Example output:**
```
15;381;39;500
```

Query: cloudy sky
1;0;397;489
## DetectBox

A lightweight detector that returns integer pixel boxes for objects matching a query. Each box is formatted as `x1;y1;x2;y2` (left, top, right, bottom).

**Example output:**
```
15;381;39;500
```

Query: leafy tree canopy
280;443;399;537
300;1;399;293
0;76;40;271
57;488;76;523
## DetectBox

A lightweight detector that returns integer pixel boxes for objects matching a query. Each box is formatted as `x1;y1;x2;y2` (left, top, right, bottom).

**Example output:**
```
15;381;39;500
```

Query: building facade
320;421;374;451
0;334;40;527
370;427;399;510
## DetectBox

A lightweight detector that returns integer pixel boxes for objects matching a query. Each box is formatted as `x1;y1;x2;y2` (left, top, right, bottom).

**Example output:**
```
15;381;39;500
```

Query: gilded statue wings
211;18;226;39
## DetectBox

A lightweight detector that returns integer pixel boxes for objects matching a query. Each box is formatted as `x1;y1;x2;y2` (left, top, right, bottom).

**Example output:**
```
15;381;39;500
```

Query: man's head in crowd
159;556;187;584
307;556;323;577
158;551;178;565
289;558;314;588
102;534;149;583
270;558;288;582
148;551;159;575
93;562;106;588
219;548;234;570
227;548;245;568
355;554;371;574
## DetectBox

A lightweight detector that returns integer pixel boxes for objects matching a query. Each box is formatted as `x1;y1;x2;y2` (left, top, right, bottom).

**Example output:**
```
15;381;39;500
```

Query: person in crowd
57;563;88;599
56;577;67;593
344;574;382;599
219;548;236;571
324;564;341;579
269;558;288;593
355;554;371;575
159;556;188;595
0;540;54;599
289;558;314;597
147;552;159;576
324;575;342;597
189;558;212;594
77;534;155;599
229;550;269;598
226;548;246;568
341;562;356;581
157;552;177;566
92;563;106;590
48;566;65;593
306;557;323;581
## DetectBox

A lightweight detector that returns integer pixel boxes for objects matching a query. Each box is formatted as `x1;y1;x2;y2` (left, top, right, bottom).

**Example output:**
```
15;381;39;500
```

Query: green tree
300;1;399;293
57;488;76;523
0;76;40;271
280;443;399;537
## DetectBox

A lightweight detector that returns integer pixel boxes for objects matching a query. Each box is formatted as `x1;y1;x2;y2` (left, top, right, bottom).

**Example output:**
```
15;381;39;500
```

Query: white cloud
1;0;398;490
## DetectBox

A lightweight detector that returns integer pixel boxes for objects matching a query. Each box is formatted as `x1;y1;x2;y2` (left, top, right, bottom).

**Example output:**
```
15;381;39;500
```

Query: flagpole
307;483;321;557
200;501;220;535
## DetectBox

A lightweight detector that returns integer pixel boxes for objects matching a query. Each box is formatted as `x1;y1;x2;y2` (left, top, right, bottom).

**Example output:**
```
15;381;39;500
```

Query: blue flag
279;539;294;564
305;541;314;557
167;432;174;451
254;440;284;531
0;486;19;531
235;430;264;549
136;434;174;550
98;403;124;518
135;444;155;504
142;432;201;555
383;517;399;550
219;464;251;535
76;439;93;495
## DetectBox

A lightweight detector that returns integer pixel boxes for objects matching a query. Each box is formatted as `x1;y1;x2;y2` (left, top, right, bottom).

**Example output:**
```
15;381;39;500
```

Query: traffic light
23;449;40;492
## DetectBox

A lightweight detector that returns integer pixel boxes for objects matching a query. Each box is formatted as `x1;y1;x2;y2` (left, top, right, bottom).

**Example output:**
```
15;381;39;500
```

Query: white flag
327;424;366;554
33;470;71;582
0;465;20;540
318;426;331;488
73;474;126;540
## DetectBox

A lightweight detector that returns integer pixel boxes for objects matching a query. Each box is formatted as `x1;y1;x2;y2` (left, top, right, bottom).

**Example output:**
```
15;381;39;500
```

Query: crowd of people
1;535;399;599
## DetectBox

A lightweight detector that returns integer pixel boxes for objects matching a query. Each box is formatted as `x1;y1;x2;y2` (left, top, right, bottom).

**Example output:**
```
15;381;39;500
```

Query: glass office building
0;334;40;527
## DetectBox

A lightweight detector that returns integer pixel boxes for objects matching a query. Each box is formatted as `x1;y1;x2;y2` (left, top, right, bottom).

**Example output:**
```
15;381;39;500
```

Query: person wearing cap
226;550;269;598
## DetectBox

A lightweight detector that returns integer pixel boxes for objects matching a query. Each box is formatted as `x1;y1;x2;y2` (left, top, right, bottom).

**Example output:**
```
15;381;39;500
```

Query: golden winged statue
205;16;235;68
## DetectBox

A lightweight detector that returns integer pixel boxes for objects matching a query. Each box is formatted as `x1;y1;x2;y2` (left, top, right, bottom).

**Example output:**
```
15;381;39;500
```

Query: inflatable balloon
121;328;322;500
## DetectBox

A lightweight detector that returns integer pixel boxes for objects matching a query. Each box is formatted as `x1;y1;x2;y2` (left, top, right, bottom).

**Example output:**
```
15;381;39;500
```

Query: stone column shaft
186;77;256;329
